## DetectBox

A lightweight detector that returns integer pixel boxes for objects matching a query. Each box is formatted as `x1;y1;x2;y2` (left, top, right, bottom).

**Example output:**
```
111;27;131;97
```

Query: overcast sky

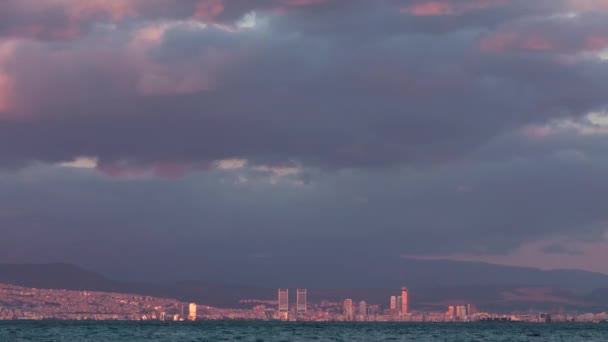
1;0;608;283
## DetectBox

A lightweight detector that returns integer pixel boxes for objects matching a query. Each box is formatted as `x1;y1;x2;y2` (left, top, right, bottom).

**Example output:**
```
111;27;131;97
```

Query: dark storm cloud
2;132;608;282
2;7;608;169
1;0;608;280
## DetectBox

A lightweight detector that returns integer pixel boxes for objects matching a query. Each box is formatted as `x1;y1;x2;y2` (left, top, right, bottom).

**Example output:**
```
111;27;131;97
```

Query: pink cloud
480;31;608;53
278;0;329;6
96;163;148;179
67;0;137;22
585;35;608;50
0;0;141;41
0;40;18;115
97;161;191;179
400;0;507;16
194;0;224;21
521;125;555;139
567;0;608;12
152;162;189;178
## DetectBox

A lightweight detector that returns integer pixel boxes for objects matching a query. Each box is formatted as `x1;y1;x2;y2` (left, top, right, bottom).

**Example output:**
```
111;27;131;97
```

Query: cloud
541;243;584;256
1;0;608;279
479;13;608;53
400;0;508;16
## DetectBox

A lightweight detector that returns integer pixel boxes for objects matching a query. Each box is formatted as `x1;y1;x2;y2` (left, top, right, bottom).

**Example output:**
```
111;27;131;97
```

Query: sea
1;321;607;342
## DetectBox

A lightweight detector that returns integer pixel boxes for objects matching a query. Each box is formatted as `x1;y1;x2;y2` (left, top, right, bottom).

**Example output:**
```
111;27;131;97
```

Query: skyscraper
401;287;409;314
188;303;197;321
278;288;289;320
343;299;354;321
447;305;455;318
359;300;367;320
296;288;307;313
390;296;397;311
396;296;402;312
456;305;465;319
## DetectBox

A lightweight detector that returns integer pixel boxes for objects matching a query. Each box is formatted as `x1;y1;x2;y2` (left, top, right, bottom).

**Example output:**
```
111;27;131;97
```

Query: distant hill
173;255;608;290
0;263;123;292
1;261;607;312
396;258;608;290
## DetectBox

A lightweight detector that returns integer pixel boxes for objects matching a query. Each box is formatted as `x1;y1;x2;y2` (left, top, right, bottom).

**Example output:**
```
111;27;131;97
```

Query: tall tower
188;303;197;321
278;288;289;320
390;296;397;311
401;287;408;314
296;289;307;313
343;299;354;321
358;300;367;320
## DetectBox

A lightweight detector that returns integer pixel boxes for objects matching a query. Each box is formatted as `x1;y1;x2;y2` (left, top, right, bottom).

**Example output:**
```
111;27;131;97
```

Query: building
396;296;401;313
358;301;367;320
278;289;289;320
456;305;467;320
296;289;307;313
447;306;455;317
343;299;354;320
401;287;408;314
390;296;397;311
188;302;197;321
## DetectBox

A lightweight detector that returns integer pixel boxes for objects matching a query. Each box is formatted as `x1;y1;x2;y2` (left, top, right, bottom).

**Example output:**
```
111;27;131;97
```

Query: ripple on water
0;321;607;342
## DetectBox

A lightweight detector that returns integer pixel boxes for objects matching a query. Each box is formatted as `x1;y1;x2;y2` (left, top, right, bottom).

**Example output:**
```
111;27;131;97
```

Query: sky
1;0;608;283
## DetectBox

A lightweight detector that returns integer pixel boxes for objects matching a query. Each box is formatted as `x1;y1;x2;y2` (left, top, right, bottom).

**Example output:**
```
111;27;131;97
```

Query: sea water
1;321;607;341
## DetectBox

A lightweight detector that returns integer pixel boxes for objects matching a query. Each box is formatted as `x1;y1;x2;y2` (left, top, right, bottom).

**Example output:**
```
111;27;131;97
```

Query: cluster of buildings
277;287;410;321
388;287;409;315
277;288;307;320
0;283;183;320
446;304;477;321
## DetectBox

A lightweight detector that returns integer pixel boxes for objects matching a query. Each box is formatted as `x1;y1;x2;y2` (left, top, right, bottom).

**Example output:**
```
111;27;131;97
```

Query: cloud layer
1;0;608;281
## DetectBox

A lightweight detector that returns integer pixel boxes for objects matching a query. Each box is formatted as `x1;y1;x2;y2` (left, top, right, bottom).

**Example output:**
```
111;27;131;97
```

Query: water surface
1;321;607;341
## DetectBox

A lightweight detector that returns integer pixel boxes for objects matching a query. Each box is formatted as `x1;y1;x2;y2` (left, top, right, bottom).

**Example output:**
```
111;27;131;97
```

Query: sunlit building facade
297;289;307;313
343;299;354;321
401;287;408;314
188;303;197;321
278;288;289;320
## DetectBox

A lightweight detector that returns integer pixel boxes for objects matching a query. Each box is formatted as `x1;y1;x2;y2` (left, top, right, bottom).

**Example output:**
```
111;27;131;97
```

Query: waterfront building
359;301;367;320
343;299;354;321
401;287;408;314
297;289;307;313
390;296;397;311
188;303;197;321
278;289;289;320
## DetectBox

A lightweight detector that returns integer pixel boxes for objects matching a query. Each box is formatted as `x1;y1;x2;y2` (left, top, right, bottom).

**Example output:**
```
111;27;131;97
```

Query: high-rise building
188;303;197;321
396;296;402;313
343;299;354;320
359;300;367;319
401;287;409;314
456;305;467;319
390;296;397;311
296;289;307;313
278;288;289;320
447;306;455;317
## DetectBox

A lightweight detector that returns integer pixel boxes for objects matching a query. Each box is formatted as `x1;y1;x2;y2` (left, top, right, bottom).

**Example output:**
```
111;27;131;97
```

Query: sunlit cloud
59;156;99;169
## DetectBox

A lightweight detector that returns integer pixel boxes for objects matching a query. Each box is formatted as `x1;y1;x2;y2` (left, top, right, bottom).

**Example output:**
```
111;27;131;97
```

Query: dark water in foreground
1;321;607;342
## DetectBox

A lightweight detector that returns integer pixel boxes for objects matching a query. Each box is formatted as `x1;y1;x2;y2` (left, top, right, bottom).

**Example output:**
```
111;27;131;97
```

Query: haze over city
1;0;608;291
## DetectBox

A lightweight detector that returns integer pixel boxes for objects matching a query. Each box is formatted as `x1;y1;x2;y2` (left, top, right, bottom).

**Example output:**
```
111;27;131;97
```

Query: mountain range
1;260;607;312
